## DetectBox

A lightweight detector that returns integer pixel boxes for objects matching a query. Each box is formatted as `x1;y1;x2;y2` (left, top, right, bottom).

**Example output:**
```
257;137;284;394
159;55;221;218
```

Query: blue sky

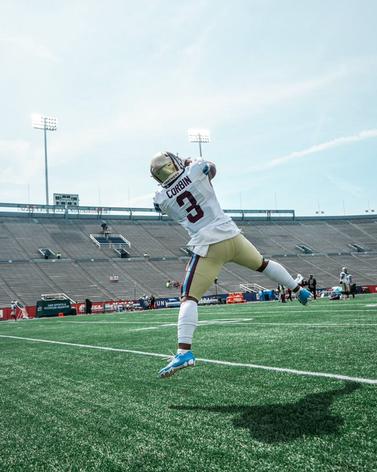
1;0;376;215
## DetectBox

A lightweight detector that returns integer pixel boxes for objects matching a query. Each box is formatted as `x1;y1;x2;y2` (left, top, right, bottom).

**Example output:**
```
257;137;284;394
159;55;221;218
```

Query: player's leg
178;241;230;349
341;282;347;300
159;244;226;378
231;234;312;305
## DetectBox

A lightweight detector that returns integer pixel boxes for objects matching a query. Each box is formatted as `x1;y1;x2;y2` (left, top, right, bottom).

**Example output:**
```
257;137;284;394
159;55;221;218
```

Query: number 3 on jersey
176;191;204;223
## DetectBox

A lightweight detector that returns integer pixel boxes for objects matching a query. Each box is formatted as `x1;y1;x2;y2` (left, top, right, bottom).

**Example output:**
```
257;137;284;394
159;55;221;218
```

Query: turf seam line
1;334;377;385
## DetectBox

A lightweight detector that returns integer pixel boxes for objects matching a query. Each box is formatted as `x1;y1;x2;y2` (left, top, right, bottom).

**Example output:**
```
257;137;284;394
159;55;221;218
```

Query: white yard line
123;324;177;333
57;321;177;324
241;322;377;327
205;308;377;315
56;318;253;326
52;319;256;332
0;334;376;385
78;320;377;330
2;319;376;330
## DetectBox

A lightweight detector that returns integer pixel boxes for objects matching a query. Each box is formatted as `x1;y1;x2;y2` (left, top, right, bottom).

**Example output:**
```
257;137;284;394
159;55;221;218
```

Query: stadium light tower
188;128;210;158
32;114;57;206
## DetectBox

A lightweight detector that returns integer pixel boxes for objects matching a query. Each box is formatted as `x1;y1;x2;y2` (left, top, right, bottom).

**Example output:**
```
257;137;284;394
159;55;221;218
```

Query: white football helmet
150;152;185;187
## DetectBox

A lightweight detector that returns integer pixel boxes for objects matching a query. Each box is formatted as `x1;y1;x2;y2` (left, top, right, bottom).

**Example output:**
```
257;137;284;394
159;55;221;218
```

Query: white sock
263;260;299;290
177;300;198;345
177;349;189;355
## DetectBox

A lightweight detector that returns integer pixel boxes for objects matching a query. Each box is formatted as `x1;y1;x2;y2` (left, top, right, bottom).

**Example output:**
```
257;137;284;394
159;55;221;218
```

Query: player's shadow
171;382;361;443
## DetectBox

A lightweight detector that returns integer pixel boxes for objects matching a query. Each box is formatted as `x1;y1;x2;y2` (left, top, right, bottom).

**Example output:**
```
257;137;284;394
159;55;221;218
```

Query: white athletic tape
0;334;376;385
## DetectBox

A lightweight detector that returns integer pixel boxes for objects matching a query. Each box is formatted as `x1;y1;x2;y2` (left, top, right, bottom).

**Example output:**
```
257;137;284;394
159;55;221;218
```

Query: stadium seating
0;214;376;306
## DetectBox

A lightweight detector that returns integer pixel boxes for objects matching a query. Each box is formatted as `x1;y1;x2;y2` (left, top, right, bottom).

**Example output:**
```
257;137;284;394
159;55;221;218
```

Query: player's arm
194;159;216;180
187;158;216;180
153;194;169;215
153;194;163;213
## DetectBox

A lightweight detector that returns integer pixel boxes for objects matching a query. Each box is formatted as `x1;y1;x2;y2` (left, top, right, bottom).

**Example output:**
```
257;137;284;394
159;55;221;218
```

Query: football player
151;152;312;378
339;267;350;299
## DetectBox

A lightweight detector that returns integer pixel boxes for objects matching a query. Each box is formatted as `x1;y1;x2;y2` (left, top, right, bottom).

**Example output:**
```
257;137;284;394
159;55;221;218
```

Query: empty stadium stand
0;203;376;306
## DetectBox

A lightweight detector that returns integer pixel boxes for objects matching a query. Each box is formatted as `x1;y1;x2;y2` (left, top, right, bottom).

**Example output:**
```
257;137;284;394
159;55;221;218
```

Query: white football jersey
153;160;240;256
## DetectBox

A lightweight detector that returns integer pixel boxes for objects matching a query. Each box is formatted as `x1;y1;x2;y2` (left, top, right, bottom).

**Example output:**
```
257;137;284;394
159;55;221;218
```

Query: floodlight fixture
188;128;211;158
31;114;58;206
32;114;57;131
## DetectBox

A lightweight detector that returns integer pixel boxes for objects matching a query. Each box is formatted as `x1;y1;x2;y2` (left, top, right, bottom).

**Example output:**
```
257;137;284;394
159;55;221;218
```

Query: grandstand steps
111;259;167;298
37;261;107;302
0;262;58;305
325;221;372;252
30;261;64;294
349;221;377;251
0;272;19;305
108;222;175;258
74;262;115;300
0;222;29;260
0;215;376;304
351;254;377;276
140;222;188;257
40;221;98;259
147;259;179;282
325;254;377;284
3;220;64;259
273;222;333;254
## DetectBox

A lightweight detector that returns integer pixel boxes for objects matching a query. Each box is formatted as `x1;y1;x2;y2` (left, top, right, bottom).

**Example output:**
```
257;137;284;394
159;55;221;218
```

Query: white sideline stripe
57;316;253;326
124;324;177;333
59;321;176;325
247;322;377;327
1;334;376;385
2;318;376;330
54;319;255;332
3;319;376;330
209;308;377;315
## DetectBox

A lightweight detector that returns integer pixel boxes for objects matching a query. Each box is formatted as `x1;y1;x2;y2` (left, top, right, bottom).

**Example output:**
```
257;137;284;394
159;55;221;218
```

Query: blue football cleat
159;351;196;378
297;288;312;306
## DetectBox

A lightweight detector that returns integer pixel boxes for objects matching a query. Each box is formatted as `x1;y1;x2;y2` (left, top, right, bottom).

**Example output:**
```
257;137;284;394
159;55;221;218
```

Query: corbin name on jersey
166;176;192;198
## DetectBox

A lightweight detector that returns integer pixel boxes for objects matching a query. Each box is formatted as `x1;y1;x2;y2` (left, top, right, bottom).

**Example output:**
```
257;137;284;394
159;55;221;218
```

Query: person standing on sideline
85;298;92;314
151;152;312;378
339;267;350;299
278;284;286;303
307;275;317;300
347;272;356;299
295;273;304;286
10;300;17;321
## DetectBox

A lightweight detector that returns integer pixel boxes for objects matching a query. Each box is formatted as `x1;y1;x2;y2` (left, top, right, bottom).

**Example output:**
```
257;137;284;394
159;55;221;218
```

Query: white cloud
45;64;346;169
0;36;59;62
129;192;155;206
247;129;377;172
0;139;42;185
48;63;345;157
323;174;363;198
0;139;30;154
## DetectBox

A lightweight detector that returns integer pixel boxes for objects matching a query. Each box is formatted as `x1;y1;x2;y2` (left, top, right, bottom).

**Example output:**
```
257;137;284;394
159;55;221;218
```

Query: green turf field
1;295;377;472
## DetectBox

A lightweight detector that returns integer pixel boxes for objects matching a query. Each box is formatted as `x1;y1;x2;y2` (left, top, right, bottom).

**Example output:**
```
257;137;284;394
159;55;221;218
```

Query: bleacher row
0;216;376;306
